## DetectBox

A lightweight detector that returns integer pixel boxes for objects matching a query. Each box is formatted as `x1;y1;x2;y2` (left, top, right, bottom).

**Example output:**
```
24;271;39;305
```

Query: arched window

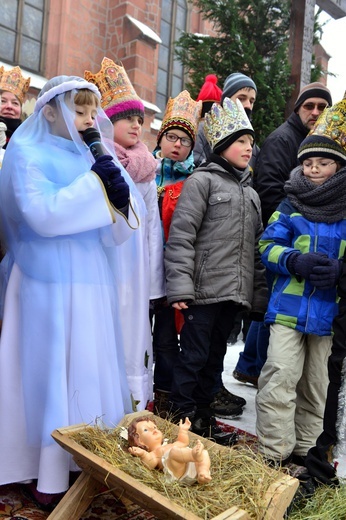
0;0;47;73
156;0;187;117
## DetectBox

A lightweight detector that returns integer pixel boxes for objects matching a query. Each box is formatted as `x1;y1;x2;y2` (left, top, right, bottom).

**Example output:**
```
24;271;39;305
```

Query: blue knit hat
221;73;257;104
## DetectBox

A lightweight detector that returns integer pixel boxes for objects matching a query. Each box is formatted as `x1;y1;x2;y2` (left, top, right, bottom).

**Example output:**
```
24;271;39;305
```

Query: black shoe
210;386;244;419
168;406;197;425
212;385;246;407
191;415;238;446
232;369;258;388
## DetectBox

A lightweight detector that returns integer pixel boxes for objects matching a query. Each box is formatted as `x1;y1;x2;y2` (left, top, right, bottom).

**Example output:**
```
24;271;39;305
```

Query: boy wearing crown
164;98;267;442
256;98;346;468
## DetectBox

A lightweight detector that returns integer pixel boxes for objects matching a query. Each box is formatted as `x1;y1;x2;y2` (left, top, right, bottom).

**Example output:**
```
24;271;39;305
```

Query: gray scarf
284;165;346;223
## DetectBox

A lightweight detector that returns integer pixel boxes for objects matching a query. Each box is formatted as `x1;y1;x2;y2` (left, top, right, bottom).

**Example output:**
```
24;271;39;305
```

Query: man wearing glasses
255;82;332;228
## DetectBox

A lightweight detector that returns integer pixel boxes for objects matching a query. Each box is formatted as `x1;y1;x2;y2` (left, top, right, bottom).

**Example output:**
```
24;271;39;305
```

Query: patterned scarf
114;140;157;183
284;165;346;223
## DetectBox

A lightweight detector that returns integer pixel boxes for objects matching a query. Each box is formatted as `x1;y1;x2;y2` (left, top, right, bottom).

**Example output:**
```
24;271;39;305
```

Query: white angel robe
0;135;140;493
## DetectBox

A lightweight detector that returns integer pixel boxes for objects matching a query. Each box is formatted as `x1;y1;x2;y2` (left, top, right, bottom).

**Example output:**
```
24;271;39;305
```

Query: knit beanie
297;97;346;165
294;82;332;112
157;90;202;148
84;57;145;122
197;75;222;117
221;73;257;104
204;97;254;154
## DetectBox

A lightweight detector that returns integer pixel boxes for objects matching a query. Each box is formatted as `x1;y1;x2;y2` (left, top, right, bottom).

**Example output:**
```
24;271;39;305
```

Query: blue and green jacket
260;198;346;336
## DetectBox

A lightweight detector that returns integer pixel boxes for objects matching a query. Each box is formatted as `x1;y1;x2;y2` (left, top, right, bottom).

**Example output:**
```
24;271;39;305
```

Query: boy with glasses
256;98;346;467
152;91;203;419
255;82;332;228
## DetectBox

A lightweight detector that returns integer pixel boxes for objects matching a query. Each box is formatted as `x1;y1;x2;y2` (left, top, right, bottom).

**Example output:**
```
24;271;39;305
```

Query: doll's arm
128;446;160;470
175;417;191;447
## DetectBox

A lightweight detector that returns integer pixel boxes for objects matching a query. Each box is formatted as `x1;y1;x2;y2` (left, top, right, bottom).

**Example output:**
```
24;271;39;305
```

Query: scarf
114;140;157;183
284;165;346;223
153;149;195;187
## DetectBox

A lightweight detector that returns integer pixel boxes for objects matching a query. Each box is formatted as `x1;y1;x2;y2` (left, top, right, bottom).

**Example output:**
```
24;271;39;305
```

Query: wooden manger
47;411;299;520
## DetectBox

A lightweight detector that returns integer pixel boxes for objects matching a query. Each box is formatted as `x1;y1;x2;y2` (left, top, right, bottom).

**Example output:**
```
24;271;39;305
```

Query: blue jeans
170;301;237;413
235;321;270;376
153;305;179;391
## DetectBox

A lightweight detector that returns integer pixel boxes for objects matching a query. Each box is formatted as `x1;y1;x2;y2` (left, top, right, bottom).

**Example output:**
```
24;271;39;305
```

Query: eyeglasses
301;103;328;112
164;132;192;147
302;161;336;170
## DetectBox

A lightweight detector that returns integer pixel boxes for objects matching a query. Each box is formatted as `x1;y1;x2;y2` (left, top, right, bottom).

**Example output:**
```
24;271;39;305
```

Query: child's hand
172;301;189;310
91;155;129;209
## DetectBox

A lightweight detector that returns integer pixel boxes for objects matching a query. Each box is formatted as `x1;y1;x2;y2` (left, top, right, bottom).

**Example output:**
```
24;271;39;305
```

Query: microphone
82;128;105;159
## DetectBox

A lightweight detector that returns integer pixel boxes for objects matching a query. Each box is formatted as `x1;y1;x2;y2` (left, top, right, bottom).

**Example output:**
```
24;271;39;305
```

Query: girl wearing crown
85;58;165;412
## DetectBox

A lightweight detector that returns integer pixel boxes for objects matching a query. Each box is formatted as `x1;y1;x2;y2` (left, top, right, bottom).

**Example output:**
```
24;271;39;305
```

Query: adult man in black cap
255;82;332;227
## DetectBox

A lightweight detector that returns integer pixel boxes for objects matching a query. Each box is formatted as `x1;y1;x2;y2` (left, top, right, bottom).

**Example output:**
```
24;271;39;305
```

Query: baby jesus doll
128;416;212;484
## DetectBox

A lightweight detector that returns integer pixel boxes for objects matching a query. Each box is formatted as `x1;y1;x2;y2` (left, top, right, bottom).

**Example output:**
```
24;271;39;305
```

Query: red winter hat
197;75;222;117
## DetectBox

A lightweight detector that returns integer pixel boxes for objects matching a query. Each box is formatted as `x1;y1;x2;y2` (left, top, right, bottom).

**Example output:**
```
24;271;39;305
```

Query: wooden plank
47;471;102;520
262;474;299;520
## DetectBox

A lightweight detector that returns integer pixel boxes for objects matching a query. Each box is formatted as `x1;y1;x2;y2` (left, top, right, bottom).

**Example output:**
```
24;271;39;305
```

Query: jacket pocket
208;192;232;220
195;250;209;291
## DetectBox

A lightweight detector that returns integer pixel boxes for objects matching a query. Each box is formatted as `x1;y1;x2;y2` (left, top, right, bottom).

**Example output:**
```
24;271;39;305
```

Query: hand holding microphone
83;128;130;210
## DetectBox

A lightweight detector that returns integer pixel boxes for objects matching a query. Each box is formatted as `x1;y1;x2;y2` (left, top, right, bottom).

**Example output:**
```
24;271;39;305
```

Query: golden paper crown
204;98;254;152
157;90;202;144
84;57;144;120
0;66;30;104
307;96;346;150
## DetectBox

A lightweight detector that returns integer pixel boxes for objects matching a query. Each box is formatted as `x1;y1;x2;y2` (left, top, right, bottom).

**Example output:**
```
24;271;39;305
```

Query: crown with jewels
204;97;254;151
0;66;31;104
307;96;346;150
84;57;144;121
157;90;202;145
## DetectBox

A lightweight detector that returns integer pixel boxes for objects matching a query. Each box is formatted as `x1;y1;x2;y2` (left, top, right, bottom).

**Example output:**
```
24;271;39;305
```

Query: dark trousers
170;301;237;413
305;253;346;485
153;305;179;392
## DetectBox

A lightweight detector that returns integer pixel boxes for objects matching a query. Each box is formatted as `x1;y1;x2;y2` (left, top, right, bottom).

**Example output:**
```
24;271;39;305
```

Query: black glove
286;252;330;280
249;312;265;322
91;155;130;209
310;259;342;290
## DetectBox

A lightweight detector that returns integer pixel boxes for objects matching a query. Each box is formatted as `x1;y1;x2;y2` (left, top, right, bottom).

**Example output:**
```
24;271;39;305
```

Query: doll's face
135;420;163;451
112;115;143;148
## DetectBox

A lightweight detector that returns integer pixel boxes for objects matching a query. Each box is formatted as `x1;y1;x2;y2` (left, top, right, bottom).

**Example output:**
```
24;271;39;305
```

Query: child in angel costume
0;75;146;505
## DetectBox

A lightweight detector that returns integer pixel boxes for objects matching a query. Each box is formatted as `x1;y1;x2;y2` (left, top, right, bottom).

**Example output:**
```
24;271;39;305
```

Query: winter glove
91;155;130;209
249;312;265;322
310;259;342;290
0;122;7;149
286;252;330;280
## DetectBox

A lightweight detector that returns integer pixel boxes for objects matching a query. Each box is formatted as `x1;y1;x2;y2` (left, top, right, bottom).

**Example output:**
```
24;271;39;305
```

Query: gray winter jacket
164;155;268;312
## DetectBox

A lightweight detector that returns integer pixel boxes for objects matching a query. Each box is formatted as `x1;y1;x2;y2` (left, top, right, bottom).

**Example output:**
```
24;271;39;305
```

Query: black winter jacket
254;112;308;227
